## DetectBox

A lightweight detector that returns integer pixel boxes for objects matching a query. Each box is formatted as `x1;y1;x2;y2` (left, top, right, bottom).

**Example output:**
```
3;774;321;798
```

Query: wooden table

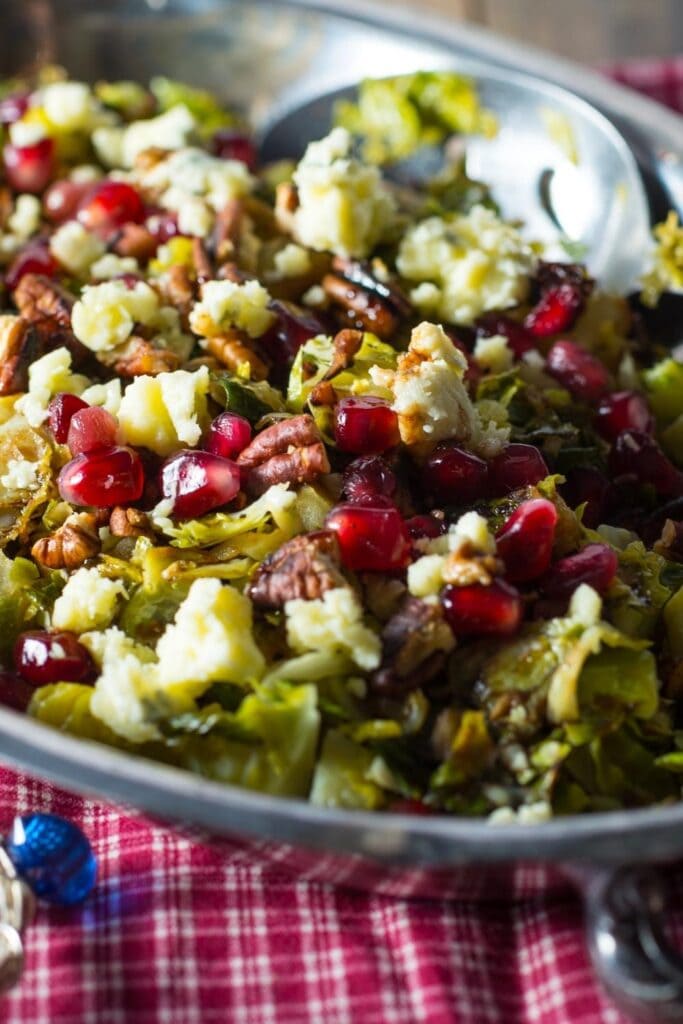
383;0;683;62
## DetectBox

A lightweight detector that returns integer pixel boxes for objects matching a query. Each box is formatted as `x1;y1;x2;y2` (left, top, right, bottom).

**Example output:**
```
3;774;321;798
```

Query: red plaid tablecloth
2;60;683;1024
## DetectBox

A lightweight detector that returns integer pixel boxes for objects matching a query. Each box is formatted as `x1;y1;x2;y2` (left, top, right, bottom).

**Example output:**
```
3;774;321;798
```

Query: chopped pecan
246;443;330;496
203;329;269;381
109;506;151;538
212;198;243;263
237;414;321;468
322;328;364;381
247;530;345;609
133;147;169;172
371;597;455;695
112;223;157;262
0;317;40;395
322;273;398;340
274;182;298;232
309;380;337;407
31;513;100;570
0;187;13;230
441;551;501;587
112;336;181;377
331;256;412;318
161;263;196;320
192;238;213;283
243;195;279;237
13;273;74;330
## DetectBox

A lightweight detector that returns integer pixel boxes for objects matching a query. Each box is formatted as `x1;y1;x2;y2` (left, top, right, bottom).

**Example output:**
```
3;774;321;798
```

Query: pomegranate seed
5;243;59;291
422;443;489;505
546;340;609;402
58;446;144;507
67;406;119;456
541;543;618;599
14;631;96;686
205;412;252;461
608;430;683;497
43;179;92;223
47;393;89;444
595;390;654;442
3;136;55;194
496;498;558;583
0;93;29;125
259;301;326;363
0;670;36;712
326;503;410;572
160;450;241;519
211;130;257;171
441;580;522;637
405;514;446;541
342;455;397;503
488;444;548;495
560;467;608;529
475;313;535;358
334;396;400;455
525;284;584;337
78;180;145;234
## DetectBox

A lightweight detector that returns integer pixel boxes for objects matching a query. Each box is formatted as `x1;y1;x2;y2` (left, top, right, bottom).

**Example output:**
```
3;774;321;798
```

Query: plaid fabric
1;62;682;1024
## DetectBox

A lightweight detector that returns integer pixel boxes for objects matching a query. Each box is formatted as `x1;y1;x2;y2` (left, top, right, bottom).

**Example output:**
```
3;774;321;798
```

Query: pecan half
0;317;40;395
331;256;412;318
247;530;345;609
192;238;213;283
237;414;322;468
112;336;181;377
109;506;151;538
245;443;330;496
371;597;455;695
161;264;196;320
274;181;298;232
204;329;269;381
112;223;157;262
212;198;243;263
309;380;337;407
0;187;13;230
321;328;364;381
322;273;398;340
13;273;74;330
31;513;100;570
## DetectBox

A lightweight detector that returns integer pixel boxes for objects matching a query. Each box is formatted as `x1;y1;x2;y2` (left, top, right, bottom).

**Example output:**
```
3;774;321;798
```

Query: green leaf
643;358;683;425
212;373;281;424
287;331;397;415
578;647;659;724
150;76;236;137
310;730;387;810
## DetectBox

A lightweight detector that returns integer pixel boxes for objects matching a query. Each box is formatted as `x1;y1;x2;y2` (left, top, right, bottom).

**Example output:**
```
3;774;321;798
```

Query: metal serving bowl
3;3;683;1018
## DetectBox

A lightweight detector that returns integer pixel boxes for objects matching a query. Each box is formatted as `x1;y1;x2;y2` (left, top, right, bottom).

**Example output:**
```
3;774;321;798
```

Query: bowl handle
576;865;683;1022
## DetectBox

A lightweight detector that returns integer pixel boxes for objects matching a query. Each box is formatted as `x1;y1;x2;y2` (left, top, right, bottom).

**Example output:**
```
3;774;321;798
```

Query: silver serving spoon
259;66;654;293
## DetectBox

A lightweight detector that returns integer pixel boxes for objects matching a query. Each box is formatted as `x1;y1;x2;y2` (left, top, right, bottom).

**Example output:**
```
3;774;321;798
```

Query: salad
0;68;682;821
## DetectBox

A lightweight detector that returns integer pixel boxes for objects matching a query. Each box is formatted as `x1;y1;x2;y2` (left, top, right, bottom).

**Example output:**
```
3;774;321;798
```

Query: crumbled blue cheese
80;378;123;416
50;221;106;276
409;511;497;597
285;587;381;671
93;104;196;168
370;321;477;447
133;146;253;238
117;365;210;456
8;121;46;147
0;457;39;495
488;801;552;826
273;243;311;277
72;280;168;352
52;567;126;632
15;347;90;427
189;279;275;339
397;205;535;325
90;253;139;280
473;334;513;374
156;579;265;687
7;195;41;239
37;81;109;133
84;627;161;743
292;127;396;258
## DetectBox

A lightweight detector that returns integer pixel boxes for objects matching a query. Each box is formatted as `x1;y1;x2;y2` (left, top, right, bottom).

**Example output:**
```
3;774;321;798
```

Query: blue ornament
6;814;97;906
